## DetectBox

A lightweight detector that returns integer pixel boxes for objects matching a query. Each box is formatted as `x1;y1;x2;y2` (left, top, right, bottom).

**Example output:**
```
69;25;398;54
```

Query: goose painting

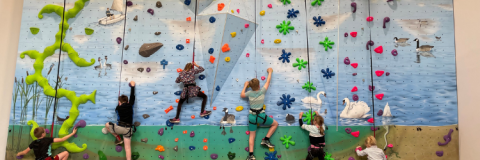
418;19;428;27
340;98;371;118
220;108;236;135
98;0;125;25
104;56;112;69
414;38;435;58
301;91;326;115
393;37;409;47
94;57;103;71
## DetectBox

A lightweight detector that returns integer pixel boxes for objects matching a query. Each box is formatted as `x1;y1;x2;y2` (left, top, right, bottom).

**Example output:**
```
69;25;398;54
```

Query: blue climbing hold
208;48;214;54
276;94;295;110
174;91;182;96
321;68;335;79
209;16;216;23
287;8;299;18
203;115;210;119
216;86;220;91
278;49;291;63
176;44;184;50
184;0;191;5
265;151;278;160
199;75;205;80
228;138;236;143
313;16;326;27
189;146;196;151
166;120;174;127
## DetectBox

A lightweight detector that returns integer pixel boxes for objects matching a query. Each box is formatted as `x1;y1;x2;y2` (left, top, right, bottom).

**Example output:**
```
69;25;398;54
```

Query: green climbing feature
311;0;324;6
85;28;94;35
302;82;316;93
324;152;335;160
98;150;107;160
302;110;316;124
319;36;335;51
276;20;294;35
30;27;40;35
23;0;96;153
132;152;140;160
280;135;295;149
292;58;308;70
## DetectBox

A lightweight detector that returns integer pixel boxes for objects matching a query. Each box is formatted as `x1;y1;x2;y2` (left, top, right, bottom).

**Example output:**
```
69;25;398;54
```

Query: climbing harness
249;108;268;125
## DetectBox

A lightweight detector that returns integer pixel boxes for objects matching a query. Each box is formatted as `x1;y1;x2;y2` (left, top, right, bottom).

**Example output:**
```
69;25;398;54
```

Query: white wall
0;0;478;159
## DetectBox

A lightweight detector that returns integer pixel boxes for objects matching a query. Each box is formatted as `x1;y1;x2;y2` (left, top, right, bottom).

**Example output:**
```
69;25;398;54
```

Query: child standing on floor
299;111;326;160
16;127;77;160
356;136;387;160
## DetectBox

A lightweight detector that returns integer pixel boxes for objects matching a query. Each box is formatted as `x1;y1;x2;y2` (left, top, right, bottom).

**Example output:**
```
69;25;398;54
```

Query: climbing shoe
169;118;180;123
261;139;275;148
115;139;124;145
246;155;256;160
200;111;212;117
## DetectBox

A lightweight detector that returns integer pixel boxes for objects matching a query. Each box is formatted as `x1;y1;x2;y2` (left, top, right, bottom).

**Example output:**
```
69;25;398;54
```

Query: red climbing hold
367;118;374;123
186;17;191;21
366;16;374;22
351;131;360;137
209;56;216;64
218;3;225;11
374;46;383;54
177;68;183;73
375;70;384;77
222;44;230;52
351;63;358;69
351;86;358;92
186;39;190;43
375;93;384;100
350;32;357;37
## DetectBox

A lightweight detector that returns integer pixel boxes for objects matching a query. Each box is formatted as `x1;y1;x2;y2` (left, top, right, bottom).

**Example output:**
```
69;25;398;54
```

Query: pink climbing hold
351;63;358;69
268;4;272;8
351;131;360;137
388;144;393;148
375;93;384;100
269;115;273;118
246;131;250;135
375;70;384;77
374;46;383;54
237;9;240;13
261;76;266;81
350;32;357;37
246;53;250;57
366;16;374;22
351;86;358;92
367;118;374;123
245;24;249;28
261;39;264;44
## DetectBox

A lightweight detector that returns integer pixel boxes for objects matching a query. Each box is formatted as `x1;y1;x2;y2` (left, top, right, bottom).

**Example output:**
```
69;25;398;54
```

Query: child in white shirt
299;111;326;160
356;136;387;160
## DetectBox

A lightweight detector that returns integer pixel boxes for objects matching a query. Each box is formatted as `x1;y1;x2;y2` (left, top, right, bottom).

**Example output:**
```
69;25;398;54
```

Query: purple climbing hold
391;49;398;56
371;127;380;131
353;94;359;101
345;127;352;134
344;32;348;37
74;134;78;138
159;155;165;159
45;128;50;134
383;17;390;28
438;129;454;146
16;155;23;159
366;40;374;50
377;109;383;116
116;37;122;44
123;60;128;64
349;157;355;160
351;2;357;13
83;153;89;159
344;57;350;65
190;131;195;137
369;85;375;91
245;147;249;151
146;67;151;72
147;9;154;15
74;120;86;128
116;145;123;152
386;72;390;76
126;1;133;6
210;153;218;159
352;73;357;76
436;151;444;157
277;155;282;158
158;128;164;136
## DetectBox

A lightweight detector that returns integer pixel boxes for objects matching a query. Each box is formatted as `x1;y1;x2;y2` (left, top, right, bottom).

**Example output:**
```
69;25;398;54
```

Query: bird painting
220;108;236;135
393;37;410;47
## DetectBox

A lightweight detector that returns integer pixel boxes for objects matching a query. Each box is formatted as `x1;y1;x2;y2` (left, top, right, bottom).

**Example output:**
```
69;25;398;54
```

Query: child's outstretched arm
240;81;249;98
263;68;273;90
193;62;204;74
54;128;78;143
128;81;136;106
16;148;30;157
355;146;367;156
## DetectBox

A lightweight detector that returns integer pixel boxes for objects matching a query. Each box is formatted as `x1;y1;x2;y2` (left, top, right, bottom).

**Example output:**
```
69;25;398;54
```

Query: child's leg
105;122;118;137
248;131;256;152
197;91;207;113
56;151;69;160
124;137;132;160
266;119;278;138
174;98;187;119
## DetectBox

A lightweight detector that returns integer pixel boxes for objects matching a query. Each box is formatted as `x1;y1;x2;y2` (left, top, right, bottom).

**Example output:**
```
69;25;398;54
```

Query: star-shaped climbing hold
302;109;317;124
321;68;335;79
313;16;325;27
280;0;291;5
319;37;335;51
265;151;278;160
311;0;324;6
280;135;296;149
276;20;295;35
302;81;316;92
278;49;291;63
287;8;299;18
276;94;295;110
324;152;334;160
292;58;308;70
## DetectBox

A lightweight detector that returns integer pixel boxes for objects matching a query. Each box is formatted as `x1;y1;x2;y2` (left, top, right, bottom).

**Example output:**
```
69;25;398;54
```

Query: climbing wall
6;0;459;159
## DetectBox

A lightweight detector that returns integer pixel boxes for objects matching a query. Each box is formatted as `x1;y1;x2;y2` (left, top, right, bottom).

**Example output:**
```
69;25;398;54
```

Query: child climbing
16;127;77;160
105;81;136;160
169;62;211;123
356;136;387;160
241;68;279;160
299;111;326;160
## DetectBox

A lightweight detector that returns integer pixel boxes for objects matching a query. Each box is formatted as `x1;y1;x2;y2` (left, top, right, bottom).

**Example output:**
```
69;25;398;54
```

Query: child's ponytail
313;115;325;135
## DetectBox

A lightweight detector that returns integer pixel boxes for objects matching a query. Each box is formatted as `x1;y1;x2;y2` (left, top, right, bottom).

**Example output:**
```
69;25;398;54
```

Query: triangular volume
227;0;255;22
197;0;215;14
211;14;257;103
177;0;197;14
383;103;392;117
198;0;231;15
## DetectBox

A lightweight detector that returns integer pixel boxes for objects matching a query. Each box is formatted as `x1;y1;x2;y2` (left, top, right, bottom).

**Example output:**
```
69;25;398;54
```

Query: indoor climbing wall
6;0;459;160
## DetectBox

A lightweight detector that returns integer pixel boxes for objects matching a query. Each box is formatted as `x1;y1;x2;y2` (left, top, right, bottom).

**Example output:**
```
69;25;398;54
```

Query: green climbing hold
324;152;335;160
302;81;316;92
30;27;40;35
280;135;295;149
302;109;317;124
319;36;335;51
276;20;294;35
132;152;140;160
292;58;308;70
280;0;291;5
228;152;236;160
98;150;107;160
85;28;94;35
311;0;324;6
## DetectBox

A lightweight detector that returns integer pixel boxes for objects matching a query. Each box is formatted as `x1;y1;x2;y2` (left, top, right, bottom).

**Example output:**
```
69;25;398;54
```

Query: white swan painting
382;103;393;117
340;98;371;118
301;91;326;114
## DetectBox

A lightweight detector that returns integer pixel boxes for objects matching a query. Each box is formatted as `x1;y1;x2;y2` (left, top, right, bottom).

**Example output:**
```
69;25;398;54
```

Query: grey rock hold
137;68;144;72
156;1;162;8
139;42;163;57
125;45;129;50
155;32;161;35
141;138;148;143
133;15;138;21
173;145;178;152
143;114;150;119
153;91;158;95
134;121;141;127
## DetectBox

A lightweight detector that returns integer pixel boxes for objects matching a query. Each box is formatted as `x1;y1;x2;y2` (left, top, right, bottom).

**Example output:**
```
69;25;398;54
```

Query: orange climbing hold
186;17;191;21
203;146;208;150
165;106;174;114
191;115;195;119
202;91;205;93
183;130;188;134
155;145;165;152
222;44;230;52
218;3;225;11
213;106;217;110
209;56;216;63
177;68;183;72
203;138;208;143
176;99;180;103
175;138;179;142
186;39;190;43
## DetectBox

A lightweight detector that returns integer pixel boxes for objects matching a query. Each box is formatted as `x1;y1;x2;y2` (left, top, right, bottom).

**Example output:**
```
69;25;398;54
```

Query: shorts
248;113;274;131
45;155;59;160
108;122;133;137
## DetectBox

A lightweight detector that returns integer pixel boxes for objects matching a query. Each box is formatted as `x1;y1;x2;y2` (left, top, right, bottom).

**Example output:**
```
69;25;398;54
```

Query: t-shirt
356;145;387;160
116;86;135;125
245;87;267;110
299;119;326;145
28;137;54;160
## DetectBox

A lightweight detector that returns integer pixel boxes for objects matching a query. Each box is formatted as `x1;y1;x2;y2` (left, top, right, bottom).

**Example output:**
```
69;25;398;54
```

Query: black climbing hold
137;68;144;73
133;15;138;21
127;1;133;6
156;1;162;8
155;32;161;35
199;75;205;80
209;16;216;23
208;48;214;54
184;0;191;5
176;44;184;50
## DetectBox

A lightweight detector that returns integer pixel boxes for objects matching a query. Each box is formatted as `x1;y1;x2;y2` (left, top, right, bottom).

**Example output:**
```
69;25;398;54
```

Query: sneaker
115;139;123;145
169;118;180;123
200;111;212;117
261;139;275;148
246;155;256;160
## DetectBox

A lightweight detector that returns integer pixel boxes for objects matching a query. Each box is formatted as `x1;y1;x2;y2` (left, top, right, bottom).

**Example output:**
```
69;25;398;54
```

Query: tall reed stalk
10;77;19;149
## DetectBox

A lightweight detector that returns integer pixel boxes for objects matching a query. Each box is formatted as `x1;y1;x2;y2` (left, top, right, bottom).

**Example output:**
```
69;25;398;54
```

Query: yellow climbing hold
225;57;231;62
231;32;237;38
236;106;243;111
231;10;234;13
260;10;265;16
263;104;266;110
274;39;282;44
269;147;275;152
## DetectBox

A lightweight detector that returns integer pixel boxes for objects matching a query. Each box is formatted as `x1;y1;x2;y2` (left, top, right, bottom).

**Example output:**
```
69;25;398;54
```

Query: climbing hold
174;91;182;96
227;152;236;160
83;153;89;159
85;28;94;35
367;118;374;123
391;49;398;56
231;10;234;13
156;1;162;8
388;144;393;148
302;82;316;92
186;17;191;21
177;68;183;73
350;32;357;37
165;119;174;127
199;75;205;80
386;72;390;76
280;135;295;149
225;57;231;62
246;131;250;135
277;94;295;110
438;129;454;146
287;8;299;18
134;121;141;127
184;0;191;5
126;1;133;6
351;63;358;69
116;145;123;152
143;114;150;119
173;145;178;151
209;16;216;23
261;39;265;44
189;146;196;151
116;37;122;44
133;15;138;21
202;138;207;143
366;40;374;50
344;57;350;65
319;37;335;51
281;0;292;5
260;10;265;16
351;86;358;92
293;58;308;70
98;151;107;160
211;153;218;159
436;151;444;157
132;152;140;160
353;94;359;101
158;155;164;159
377;110;383;116
139;42;163;57
366;16;374;22
186;39;190;43
230;32;236;38
175;138;179;142
302;110;316;124
155;145;165;152
261;76;266;81
369;85;375;91
353;73;357;76
176;44;185;50
244;24;249;28
321;68;335;79
246;53;250;57
145;67;151;72
311;0;323;6
208;48;214;54
351;2;357;13
374;46;383;54
345;128;352;134
371;127;379;131
222;44;230;52
235;106;243;111
375;70;384;77
351;131;360;137
383;17;390;28
158;128;164;136
276;20;295;35
160;59;168;69
279;49;291;63
125;45;129;50
147;9;154;15
153;91;159;95
191;115;195;119
375;93;384;100
183;130;188;134
203;115;210;119
44;128;50;134
217;3;225;11
30;27;40;35
228;138;236;143
213;107;217;110
209;56;216;63
349;157;355;160
137;68;145;73
237;9;240;13
268;4;273;8
203;146;208;150
313;16;325;27
244;147;249;152
344;33;348;37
